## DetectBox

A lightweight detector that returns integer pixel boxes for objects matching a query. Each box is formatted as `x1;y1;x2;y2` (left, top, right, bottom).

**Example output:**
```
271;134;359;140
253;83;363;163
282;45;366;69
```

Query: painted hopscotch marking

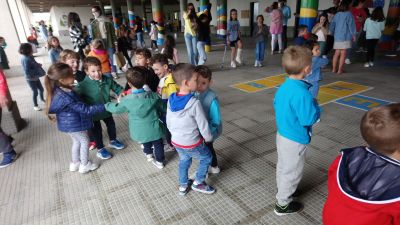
335;94;392;111
317;81;372;105
231;74;287;93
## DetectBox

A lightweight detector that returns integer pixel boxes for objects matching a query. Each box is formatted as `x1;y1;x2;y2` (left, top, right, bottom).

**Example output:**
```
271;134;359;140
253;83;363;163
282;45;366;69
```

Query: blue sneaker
0;150;18;168
109;139;125;150
191;181;215;194
96;148;112;160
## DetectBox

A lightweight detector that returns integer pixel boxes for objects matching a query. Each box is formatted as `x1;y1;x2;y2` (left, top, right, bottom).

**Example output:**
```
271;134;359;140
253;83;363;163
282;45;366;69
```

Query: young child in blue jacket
304;42;329;99
195;65;222;174
45;63;105;174
273;46;320;215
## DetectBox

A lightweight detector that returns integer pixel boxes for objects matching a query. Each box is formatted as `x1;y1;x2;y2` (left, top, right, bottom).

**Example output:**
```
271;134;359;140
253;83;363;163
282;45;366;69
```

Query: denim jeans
143;138;164;162
107;47;116;73
197;41;207;65
175;143;212;186
255;41;266;62
91;116;117;149
27;80;44;107
184;33;198;65
137;32;145;48
308;82;319;99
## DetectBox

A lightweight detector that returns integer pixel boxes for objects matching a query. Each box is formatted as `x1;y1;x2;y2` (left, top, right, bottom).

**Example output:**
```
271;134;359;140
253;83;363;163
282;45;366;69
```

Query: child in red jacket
323;103;400;225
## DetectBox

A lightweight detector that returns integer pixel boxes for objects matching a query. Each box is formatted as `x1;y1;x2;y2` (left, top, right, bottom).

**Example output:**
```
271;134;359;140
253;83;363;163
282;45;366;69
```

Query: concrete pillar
299;0;318;32
151;0;165;45
110;0;119;30
217;0;227;39
180;0;187;33
127;0;136;29
141;0;149;32
380;0;400;50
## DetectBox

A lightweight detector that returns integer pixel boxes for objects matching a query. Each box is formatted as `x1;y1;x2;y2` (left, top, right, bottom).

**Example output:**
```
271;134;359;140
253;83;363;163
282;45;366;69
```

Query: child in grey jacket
166;63;215;196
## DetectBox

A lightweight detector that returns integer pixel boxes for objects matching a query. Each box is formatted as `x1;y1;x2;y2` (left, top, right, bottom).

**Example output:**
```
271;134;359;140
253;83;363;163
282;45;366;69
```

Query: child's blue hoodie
274;78;321;144
304;56;329;98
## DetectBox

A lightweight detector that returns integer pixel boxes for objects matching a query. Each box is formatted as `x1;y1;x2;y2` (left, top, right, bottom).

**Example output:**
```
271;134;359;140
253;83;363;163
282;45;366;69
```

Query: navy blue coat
48;87;105;133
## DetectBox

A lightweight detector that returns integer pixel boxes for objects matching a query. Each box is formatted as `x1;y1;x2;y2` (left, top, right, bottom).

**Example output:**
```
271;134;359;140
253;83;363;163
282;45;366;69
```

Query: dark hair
19;43;33;56
371;7;385;22
126;66;147;89
272;2;279;10
298;25;308;32
361;103;400;156
198;14;209;22
305;40;319;51
92;6;102;15
172;63;196;86
338;1;350;12
230;9;238;21
187;3;195;13
67;12;81;27
256;15;264;22
48;36;63;50
352;0;365;7
83;56;101;71
135;48;152;59
151;54;169;66
164;35;176;60
45;63;74;120
317;13;329;27
194;65;212;81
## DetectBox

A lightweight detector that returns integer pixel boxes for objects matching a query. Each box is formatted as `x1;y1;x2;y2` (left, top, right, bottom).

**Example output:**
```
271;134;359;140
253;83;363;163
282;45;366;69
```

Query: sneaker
364;62;370;67
179;185;189;196
96;148;112;160
141;144;144;149
191;181;215;194
112;72;119;79
69;162;80;172
254;60;259;67
208;166;221;174
152;160;164;169
109;139;125;150
235;57;242;64
230;61;237;68
33;106;41;111
274;201;304;216
78;161;99;174
88;142;96;151
345;58;351;64
0;150;17;168
258;62;263;67
145;154;154;162
369;62;374;67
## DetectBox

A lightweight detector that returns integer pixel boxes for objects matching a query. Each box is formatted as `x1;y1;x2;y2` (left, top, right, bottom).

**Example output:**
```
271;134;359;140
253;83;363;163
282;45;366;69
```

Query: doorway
250;2;259;36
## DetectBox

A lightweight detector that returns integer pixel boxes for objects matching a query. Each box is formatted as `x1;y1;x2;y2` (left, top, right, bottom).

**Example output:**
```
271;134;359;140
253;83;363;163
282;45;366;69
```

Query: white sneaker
230;61;237;68
364;62;371;67
258;61;263;67
235;57;242;64
33;106;41;111
140;144;144;149
345;59;351;64
145;154;154;162
78;161;99;174
69;162;80;172
152;160;164;169
254;60;259;67
369;62;374;67
208;166;221;174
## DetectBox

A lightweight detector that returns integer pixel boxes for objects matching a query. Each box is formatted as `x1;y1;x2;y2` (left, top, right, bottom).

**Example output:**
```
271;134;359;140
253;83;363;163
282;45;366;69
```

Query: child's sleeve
68;101;105;115
104;101;128;114
329;17;336;34
315;57;329;68
193;101;213;143
111;80;124;95
209;98;222;139
294;93;320;126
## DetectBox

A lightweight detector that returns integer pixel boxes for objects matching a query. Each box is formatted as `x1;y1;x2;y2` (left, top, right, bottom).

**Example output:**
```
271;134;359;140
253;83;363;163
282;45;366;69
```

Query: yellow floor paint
319;81;371;97
231;74;287;93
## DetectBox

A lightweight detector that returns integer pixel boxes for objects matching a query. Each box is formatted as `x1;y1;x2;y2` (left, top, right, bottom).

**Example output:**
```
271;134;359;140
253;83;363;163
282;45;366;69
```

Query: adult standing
90;6;118;79
68;12;86;60
39;21;49;42
267;2;284;54
346;0;367;64
135;17;145;49
279;0;291;50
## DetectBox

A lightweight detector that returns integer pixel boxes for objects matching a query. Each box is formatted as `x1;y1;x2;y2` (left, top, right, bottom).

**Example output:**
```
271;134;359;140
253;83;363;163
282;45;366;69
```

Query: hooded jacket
166;93;212;149
323;147;400;225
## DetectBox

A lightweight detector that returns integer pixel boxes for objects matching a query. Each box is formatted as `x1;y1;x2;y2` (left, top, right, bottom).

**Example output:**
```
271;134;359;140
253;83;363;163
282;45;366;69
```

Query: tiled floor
1;35;399;225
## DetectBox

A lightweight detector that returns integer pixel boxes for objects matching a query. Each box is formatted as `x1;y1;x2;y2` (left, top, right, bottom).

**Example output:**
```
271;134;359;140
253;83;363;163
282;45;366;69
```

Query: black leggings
122;50;133;68
206;142;218;167
366;39;379;62
151;40;158;49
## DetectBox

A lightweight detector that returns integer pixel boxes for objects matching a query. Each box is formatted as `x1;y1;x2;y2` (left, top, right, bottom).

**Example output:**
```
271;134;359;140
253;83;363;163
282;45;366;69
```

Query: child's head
309;42;321;57
230;9;238;21
91;39;105;50
298;25;309;36
135;48;152;67
126;66;147;89
198;14;209;24
194;65;212;93
59;50;80;73
256;15;264;25
19;43;33;56
83;57;102;80
317;13;328;27
48;36;60;49
172;63;197;92
361;103;400;159
271;2;279;10
282;46;312;78
371;6;385;22
151;54;169;78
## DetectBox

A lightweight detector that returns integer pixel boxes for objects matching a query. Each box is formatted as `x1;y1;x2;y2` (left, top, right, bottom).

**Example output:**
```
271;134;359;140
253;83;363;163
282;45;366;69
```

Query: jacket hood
337;147;400;203
169;93;195;112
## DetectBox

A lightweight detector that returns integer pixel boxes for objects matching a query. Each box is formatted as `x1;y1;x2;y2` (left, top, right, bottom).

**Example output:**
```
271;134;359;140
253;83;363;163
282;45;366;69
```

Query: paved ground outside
0;35;399;225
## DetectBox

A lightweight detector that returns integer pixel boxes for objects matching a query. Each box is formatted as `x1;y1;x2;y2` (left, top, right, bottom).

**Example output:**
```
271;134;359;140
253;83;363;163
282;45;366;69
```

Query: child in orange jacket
88;39;112;78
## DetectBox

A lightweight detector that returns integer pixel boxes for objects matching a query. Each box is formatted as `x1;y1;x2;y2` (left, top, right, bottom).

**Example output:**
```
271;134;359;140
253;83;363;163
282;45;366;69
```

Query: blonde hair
282;46;312;75
91;39;105;50
59;49;80;62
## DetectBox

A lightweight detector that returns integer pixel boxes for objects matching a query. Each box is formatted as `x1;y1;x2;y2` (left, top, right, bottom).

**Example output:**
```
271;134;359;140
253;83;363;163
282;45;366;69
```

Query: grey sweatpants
68;131;89;165
276;133;307;206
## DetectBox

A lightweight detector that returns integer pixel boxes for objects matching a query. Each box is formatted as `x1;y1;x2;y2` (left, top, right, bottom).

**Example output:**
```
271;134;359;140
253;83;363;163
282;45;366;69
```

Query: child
197;14;211;65
363;7;385;68
266;2;284;55
19;43;46;111
227;9;243;68
59;49;86;83
75;57;125;160
304;42;329;99
149;21;159;51
87;39;112;78
294;25;310;46
195;65;222;174
253;15;268;67
161;35;179;65
166;63;215;196
45;62;104;173
48;36;63;64
273;46;320;215
117;28;133;68
323;103;400;225
312;13;329;58
105;67;166;169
